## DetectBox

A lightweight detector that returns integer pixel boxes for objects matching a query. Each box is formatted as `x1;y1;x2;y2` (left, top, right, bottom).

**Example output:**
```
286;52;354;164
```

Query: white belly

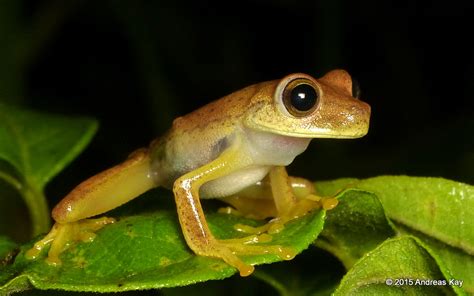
199;128;311;199
200;165;270;198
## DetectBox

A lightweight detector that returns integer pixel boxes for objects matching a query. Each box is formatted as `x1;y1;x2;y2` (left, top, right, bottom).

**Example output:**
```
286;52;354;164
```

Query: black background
1;0;472;221
0;0;472;294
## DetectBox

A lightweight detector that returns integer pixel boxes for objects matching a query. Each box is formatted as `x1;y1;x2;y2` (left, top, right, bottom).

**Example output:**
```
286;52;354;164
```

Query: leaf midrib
0;107;32;185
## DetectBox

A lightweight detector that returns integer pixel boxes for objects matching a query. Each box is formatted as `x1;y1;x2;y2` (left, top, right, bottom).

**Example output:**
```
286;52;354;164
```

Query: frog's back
150;83;260;188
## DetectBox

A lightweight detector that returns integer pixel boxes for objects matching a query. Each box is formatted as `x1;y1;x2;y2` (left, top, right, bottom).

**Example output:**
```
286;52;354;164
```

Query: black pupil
290;83;317;111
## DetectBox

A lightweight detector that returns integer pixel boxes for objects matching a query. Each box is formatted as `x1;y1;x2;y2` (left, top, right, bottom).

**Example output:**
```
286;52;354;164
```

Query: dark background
1;0;472;220
0;0;472;294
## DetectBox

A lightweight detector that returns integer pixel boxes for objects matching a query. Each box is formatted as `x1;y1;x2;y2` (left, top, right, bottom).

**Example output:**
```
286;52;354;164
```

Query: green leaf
0;104;98;235
315;189;396;269
334;236;456;295
354;175;474;294
0;104;98;188
397;224;474;294
0;189;327;293
327;176;473;295
355;176;474;255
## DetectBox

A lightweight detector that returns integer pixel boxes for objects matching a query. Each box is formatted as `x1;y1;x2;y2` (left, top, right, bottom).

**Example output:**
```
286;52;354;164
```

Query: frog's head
245;70;371;138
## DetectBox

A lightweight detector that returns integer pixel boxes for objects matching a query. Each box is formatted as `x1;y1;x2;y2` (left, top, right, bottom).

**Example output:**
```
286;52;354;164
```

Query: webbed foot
25;217;115;265
199;237;296;276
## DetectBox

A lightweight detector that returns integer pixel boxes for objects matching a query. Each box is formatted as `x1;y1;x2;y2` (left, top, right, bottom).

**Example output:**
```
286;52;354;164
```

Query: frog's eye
281;78;320;117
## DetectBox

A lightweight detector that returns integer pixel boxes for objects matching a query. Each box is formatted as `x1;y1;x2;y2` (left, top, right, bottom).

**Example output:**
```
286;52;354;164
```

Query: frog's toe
234;223;269;234
25;217;115;265
321;197;339;210
208;238;296;277
220;239;296;261
234;220;285;234
76;217;116;242
222;233;273;245
25;223;61;260
79;216;116;230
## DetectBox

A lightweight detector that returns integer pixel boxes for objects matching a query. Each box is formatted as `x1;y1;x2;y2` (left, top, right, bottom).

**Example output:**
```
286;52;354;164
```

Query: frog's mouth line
269;129;369;139
245;122;370;139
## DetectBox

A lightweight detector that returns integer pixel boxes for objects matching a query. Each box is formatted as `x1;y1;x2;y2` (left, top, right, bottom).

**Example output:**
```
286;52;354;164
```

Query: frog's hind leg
52;148;155;223
26;148;157;264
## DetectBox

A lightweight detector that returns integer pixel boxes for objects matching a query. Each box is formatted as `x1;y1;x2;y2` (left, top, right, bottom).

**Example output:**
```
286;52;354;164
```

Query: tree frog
26;70;370;276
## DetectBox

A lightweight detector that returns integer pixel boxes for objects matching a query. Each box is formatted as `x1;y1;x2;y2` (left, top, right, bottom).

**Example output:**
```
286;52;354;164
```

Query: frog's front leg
222;167;338;235
270;166;339;217
263;167;337;233
173;144;295;276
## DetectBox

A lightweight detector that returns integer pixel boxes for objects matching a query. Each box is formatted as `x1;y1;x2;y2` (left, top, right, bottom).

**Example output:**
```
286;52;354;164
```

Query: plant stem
21;182;50;236
0;171;51;236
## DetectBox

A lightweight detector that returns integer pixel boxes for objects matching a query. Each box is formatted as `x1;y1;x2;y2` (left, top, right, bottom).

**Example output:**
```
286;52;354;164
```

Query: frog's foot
234;195;338;235
232;198;317;235
202;238;296;277
222;233;273;244
218;196;276;220
25;217;115;265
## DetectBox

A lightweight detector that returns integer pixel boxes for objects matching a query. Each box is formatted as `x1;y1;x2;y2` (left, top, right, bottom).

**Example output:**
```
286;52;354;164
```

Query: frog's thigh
52;148;154;223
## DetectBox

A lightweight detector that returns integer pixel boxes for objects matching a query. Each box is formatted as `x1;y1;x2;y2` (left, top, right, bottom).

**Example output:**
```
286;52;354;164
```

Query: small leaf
0;189;327;293
334;236;456;295
0;104;98;188
0;104;98;235
315;189;396;269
